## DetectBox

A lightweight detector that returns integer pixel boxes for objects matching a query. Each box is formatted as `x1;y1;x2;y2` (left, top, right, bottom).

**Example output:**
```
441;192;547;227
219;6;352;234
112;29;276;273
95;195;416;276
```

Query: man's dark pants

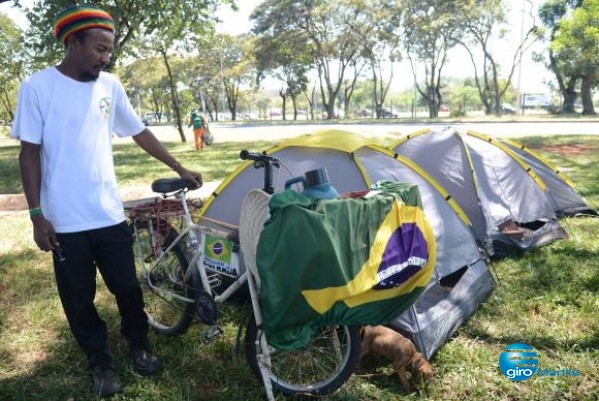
53;221;149;365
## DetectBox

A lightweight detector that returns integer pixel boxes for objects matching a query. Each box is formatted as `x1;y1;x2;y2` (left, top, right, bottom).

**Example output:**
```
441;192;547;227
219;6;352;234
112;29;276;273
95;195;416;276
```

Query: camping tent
497;137;597;218
389;127;569;258
199;129;494;359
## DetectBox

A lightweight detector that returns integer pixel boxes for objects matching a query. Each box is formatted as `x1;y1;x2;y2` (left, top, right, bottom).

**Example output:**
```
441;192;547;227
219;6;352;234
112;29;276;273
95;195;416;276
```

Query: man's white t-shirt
11;67;146;233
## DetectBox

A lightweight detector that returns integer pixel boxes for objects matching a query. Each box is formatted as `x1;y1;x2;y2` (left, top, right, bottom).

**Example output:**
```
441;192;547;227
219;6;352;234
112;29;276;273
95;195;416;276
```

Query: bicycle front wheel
244;314;361;397
131;220;195;336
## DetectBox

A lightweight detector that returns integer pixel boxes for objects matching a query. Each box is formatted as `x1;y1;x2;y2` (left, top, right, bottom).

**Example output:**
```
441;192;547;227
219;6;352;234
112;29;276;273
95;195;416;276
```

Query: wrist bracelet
29;207;42;217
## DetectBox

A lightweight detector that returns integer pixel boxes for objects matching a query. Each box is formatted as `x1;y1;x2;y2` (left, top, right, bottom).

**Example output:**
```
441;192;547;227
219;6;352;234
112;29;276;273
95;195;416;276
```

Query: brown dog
360;325;434;391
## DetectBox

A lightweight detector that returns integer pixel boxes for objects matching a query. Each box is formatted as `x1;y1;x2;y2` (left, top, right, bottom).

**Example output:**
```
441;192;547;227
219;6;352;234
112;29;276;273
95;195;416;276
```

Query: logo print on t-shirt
99;97;111;120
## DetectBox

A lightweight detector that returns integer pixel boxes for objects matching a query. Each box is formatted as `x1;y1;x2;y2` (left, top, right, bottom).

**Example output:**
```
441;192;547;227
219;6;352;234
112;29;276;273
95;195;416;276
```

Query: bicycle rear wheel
244;314;361;397
131;220;195;336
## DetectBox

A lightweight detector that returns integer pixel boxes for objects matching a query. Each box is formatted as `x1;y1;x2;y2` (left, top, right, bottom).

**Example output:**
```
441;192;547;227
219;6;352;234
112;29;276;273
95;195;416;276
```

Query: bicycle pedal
207;274;222;287
203;325;223;342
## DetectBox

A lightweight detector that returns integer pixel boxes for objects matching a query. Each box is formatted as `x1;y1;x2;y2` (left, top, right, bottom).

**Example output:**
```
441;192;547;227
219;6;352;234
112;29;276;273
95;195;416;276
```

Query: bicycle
125;150;362;399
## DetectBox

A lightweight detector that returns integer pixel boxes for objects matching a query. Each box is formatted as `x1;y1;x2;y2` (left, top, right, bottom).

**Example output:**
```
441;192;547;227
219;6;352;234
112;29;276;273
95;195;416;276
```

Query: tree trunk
304;84;316;120
549;51;579;114
290;93;298;120
161;50;186;142
279;88;287;121
580;72;596;115
427;86;439;118
561;81;578;113
324;100;335;119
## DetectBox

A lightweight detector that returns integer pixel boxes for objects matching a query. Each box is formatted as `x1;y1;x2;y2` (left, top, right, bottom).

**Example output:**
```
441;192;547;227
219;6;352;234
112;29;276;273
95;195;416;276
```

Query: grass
1;134;599;400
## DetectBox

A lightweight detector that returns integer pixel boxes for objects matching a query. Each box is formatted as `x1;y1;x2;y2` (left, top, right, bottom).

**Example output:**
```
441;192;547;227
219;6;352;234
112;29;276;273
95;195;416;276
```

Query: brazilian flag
256;181;436;350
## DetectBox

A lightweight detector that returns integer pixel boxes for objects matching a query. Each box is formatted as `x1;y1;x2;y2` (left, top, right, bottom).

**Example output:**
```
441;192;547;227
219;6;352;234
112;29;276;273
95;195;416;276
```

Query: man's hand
132;131;204;190
31;216;59;251
178;167;203;189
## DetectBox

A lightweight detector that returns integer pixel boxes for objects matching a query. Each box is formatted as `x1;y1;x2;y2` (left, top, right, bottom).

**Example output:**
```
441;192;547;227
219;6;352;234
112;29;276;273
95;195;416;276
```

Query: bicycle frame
129;151;358;401
131;191;248;306
130;186;277;400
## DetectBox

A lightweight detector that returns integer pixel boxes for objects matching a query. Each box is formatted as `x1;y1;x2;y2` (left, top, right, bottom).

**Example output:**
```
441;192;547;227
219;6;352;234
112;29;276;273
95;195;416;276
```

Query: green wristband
29;207;42;217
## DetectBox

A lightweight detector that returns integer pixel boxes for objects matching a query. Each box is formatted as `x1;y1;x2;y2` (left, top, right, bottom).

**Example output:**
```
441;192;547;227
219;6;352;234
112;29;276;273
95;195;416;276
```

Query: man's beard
80;68;102;82
80;71;100;82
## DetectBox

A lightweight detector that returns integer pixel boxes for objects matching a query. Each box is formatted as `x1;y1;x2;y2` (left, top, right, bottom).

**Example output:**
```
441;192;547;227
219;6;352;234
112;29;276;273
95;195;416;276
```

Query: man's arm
18;141;59;251
132;129;203;188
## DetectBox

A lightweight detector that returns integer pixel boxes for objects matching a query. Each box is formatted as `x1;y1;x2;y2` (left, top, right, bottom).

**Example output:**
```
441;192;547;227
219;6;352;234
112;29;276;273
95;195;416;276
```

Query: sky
1;0;552;93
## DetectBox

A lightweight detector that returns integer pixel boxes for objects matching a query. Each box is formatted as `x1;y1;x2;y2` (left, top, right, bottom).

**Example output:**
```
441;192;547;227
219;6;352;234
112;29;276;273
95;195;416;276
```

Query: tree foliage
455;0;538;116
120;58;171;121
12;0;234;142
251;1;312;120
550;0;599;115
251;0;372;120
348;1;402;119
539;0;585;113
402;0;464;118
0;12;25;122
220;33;256;120
22;0;227;71
3;0;598;124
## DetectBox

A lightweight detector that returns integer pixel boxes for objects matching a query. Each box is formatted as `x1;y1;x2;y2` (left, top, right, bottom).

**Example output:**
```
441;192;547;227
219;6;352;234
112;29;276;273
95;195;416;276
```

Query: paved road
142;120;599;144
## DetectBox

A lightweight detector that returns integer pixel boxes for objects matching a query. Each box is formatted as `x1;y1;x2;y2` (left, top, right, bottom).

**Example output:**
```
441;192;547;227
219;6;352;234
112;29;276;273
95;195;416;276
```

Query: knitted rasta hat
53;4;115;45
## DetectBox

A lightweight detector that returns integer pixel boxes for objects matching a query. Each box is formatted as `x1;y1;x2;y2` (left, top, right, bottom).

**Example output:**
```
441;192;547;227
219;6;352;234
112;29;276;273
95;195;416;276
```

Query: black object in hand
53;246;65;262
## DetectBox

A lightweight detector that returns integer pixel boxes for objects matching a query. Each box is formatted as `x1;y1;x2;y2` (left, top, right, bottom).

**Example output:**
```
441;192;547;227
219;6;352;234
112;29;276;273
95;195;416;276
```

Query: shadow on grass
460;325;599;355
0;247;268;401
458;237;599;356
0;309;268;401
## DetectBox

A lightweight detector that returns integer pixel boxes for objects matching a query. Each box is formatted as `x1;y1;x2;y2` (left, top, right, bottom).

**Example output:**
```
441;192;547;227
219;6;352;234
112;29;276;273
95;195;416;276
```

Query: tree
181;33;257;122
350;1;402;119
251;0;368;120
443;78;485;116
180;35;226;121
120;57;171;121
550;0;599;115
455;0;539;116
125;1;229;141
539;0;584;113
402;0;464;118
220;34;257;121
0;12;26;122
252;1;311;120
22;0;230;72
307;1;369;119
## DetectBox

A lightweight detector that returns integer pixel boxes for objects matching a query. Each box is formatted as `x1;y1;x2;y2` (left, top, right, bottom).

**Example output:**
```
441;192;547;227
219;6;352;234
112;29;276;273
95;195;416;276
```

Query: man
11;5;202;398
188;110;206;151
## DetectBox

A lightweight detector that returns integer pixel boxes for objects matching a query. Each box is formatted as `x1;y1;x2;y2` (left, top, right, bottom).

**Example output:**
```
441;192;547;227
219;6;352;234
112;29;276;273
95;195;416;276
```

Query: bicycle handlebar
240;150;279;195
239;150;279;163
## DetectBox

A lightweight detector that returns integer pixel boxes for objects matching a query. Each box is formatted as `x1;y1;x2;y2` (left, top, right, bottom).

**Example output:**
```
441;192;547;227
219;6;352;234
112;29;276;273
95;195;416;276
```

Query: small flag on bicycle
203;232;238;277
256;181;436;350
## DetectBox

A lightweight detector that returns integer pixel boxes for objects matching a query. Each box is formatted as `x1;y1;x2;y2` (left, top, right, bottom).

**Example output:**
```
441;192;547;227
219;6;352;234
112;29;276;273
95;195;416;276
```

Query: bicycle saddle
151;178;195;194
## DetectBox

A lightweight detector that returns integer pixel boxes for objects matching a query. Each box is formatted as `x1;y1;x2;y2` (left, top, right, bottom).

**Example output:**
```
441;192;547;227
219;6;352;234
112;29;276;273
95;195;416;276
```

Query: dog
360;325;434;391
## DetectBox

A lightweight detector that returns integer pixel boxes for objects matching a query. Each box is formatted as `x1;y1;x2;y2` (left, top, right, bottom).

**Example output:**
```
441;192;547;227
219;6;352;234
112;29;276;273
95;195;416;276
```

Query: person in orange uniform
188;111;206;151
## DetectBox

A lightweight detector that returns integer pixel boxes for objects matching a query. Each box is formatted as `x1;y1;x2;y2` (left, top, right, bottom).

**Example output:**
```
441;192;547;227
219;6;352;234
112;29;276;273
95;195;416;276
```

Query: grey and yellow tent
389;127;573;258
199;129;493;359
498;137;597;218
